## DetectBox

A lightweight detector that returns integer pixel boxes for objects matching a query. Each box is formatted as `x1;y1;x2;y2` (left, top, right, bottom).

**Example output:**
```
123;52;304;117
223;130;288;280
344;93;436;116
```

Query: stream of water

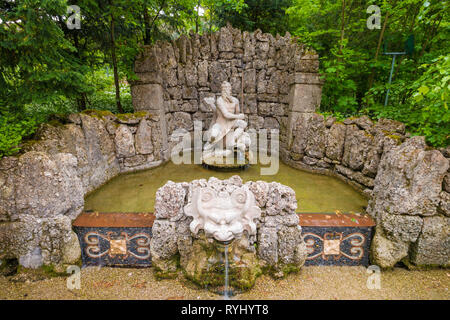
224;244;230;300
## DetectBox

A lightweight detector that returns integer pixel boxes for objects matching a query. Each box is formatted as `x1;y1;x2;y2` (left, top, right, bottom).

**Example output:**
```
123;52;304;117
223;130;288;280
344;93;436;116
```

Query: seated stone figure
203;81;250;161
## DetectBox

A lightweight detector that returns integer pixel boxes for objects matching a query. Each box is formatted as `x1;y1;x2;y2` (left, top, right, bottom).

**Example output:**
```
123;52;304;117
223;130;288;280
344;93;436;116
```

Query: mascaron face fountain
185;186;261;242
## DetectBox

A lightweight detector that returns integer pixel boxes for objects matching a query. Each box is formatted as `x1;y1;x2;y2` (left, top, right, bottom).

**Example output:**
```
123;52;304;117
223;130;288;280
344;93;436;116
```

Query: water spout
224;244;230;300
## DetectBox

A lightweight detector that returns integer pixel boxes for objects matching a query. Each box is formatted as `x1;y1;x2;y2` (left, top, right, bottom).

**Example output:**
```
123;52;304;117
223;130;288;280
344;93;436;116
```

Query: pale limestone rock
154;181;187;220
325;122;346;161
379;212;423;243
368;136;449;218
62;231;81;264
439;191;450;217
411;216;450;266
114;124;135;157
265;182;297;216
443;173;450;193
151;177;306;288
342;124;372;171
135;119;153;155
13;152;83;220
371;228;409;268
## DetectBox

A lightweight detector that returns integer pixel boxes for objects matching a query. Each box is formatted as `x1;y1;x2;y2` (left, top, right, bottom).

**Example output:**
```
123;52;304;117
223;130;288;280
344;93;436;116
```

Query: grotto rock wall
0;111;167;269
367;137;449;268
282;114;408;193
150;176;307;288
283;112;450;267
131;25;322;151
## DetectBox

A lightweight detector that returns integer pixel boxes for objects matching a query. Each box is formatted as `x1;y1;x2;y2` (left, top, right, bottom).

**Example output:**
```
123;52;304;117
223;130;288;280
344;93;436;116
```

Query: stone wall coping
289;72;324;85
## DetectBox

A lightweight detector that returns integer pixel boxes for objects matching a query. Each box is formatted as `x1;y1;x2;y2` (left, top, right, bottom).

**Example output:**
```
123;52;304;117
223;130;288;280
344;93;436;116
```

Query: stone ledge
288;72;324;85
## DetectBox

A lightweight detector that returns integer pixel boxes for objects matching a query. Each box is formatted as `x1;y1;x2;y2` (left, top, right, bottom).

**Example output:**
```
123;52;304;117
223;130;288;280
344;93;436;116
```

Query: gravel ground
1;266;449;300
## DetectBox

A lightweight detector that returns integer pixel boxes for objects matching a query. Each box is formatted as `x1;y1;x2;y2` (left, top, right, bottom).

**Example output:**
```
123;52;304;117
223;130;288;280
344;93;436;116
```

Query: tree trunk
143;6;151;45
110;11;124;113
72;32;87;111
339;0;346;54
367;12;390;91
196;0;200;33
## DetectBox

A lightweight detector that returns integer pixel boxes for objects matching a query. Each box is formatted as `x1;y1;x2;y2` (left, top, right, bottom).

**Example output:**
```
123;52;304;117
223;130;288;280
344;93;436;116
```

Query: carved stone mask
184;186;261;242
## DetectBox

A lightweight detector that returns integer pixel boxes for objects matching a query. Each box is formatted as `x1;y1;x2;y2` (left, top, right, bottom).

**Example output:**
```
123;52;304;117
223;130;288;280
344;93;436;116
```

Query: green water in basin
84;161;367;213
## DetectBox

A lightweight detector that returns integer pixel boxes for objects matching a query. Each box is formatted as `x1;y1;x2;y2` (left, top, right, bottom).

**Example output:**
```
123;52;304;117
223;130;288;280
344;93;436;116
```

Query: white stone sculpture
184;185;261;242
202;81;251;160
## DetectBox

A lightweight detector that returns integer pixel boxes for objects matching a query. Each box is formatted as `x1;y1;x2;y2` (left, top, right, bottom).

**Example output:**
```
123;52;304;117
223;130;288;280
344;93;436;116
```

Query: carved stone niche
150;176;307;293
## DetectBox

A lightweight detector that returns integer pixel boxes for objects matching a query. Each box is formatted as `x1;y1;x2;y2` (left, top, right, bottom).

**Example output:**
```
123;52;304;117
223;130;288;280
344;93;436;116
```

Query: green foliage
0;112;38;157
0;0;448;155
363;54;450;146
320;41;366;115
0;0;92;110
214;0;291;35
85;69;133;113
287;0;449;147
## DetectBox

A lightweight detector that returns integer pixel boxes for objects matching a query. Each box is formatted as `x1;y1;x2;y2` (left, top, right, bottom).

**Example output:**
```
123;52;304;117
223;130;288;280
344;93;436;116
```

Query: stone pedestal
287;71;323;148
131;83;169;161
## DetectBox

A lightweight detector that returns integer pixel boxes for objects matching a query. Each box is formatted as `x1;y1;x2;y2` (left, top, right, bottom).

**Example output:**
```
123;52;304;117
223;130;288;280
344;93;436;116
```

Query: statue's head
221;81;232;97
184;186;261;242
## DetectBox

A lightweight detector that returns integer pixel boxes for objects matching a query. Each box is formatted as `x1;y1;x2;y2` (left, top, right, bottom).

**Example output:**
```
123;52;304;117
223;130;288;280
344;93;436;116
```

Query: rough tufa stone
368;136;449;218
135;119;153;155
114;124;135;157
411;215;449;266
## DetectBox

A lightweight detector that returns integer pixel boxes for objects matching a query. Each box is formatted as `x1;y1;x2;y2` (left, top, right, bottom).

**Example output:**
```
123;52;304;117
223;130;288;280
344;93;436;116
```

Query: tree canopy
0;0;448;157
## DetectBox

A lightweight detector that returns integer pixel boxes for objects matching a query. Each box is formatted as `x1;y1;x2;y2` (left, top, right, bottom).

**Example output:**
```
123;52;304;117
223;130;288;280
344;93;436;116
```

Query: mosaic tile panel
299;213;375;266
73;226;152;267
73;212;154;267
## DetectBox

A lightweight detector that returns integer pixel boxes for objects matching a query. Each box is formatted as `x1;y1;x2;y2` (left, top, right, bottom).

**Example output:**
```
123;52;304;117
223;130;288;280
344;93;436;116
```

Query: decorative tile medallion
299;213;376;266
73;212;154;267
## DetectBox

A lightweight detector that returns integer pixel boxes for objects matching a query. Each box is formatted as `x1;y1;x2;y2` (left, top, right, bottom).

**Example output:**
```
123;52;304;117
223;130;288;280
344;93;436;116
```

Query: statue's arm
203;97;216;112
234;97;241;114
217;99;244;120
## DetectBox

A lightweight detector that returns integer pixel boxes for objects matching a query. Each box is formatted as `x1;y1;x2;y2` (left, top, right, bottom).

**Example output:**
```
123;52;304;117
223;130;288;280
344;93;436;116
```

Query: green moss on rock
181;235;262;293
116;111;151;121
81;109;115;119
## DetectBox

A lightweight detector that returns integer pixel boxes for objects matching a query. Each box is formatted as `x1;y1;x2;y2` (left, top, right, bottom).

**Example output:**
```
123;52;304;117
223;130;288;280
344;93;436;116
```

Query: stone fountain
150;176;307;293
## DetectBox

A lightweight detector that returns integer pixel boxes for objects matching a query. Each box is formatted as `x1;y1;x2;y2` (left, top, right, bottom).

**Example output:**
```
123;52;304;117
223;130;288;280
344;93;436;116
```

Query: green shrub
363;54;450;147
0;112;39;157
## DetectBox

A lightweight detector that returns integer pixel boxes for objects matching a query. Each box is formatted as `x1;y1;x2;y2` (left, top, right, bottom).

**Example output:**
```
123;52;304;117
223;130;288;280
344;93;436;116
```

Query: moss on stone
154;268;178;280
116;111;151;121
261;263;301;279
20;139;40;148
0;258;18;277
47;119;65;127
153;254;180;280
386;134;403;145
181;235;262;292
14;264;67;280
81;109;115;119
